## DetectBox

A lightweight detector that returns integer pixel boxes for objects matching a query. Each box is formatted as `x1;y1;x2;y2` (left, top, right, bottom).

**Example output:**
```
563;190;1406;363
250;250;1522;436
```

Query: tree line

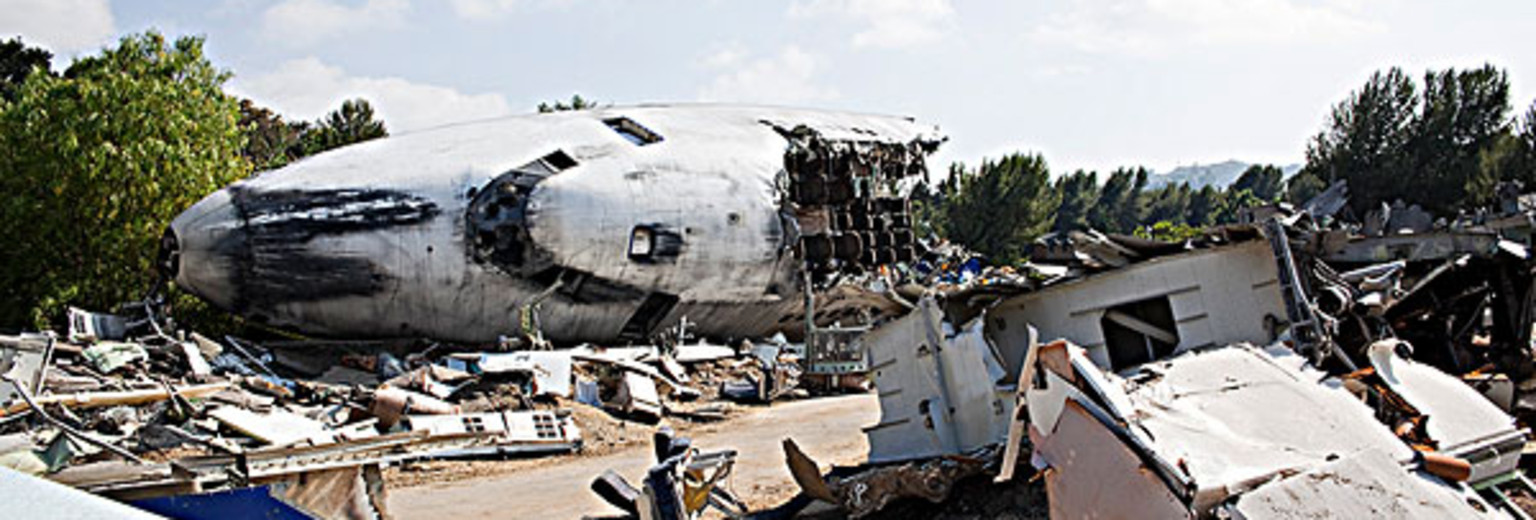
921;63;1536;265
0;33;388;329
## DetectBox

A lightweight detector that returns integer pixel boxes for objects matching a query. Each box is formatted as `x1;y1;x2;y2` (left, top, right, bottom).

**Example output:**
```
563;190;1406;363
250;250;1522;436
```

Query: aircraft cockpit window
603;117;663;146
518;150;578;177
538;149;579;172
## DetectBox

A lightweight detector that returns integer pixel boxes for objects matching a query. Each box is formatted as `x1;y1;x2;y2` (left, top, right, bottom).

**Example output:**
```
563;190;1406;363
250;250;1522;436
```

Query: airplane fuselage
164;104;941;344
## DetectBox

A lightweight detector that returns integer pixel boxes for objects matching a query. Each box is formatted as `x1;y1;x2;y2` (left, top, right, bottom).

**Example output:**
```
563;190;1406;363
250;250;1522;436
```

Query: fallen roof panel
1119;344;1416;511
1228;448;1501;520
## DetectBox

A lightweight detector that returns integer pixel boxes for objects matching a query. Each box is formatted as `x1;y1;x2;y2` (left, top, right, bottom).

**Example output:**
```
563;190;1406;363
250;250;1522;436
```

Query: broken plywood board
3;382;231;416
1035;400;1191;520
208;407;330;448
673;344;735;363
572;351;692;398
476;351;573;398
617;372;662;420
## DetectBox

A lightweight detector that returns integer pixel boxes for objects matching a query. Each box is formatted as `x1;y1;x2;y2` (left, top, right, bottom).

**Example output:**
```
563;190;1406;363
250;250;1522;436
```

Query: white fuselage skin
167;104;941;344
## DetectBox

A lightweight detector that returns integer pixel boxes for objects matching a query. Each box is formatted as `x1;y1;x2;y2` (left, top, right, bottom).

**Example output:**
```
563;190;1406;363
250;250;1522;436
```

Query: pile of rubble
0;307;802;518
776;182;1536;519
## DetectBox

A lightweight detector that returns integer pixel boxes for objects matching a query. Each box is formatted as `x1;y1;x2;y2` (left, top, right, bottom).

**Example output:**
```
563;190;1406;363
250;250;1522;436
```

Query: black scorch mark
235;187;440;240
222;187;440;311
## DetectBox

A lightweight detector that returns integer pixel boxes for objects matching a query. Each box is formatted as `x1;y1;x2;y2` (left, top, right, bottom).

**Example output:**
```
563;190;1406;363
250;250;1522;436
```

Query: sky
3;0;1536;176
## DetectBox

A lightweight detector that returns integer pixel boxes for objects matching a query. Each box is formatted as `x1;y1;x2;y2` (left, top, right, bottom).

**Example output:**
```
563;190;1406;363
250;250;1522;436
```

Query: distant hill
1146;160;1302;189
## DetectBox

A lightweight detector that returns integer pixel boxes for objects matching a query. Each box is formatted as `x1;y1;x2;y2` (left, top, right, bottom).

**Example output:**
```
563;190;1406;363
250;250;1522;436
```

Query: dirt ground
385;393;879;519
384;398;746;489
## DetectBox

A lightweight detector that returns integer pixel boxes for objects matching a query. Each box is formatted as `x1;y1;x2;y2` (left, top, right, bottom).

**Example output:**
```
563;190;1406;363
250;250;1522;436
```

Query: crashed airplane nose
164;188;243;311
164;104;944;344
167;183;442;319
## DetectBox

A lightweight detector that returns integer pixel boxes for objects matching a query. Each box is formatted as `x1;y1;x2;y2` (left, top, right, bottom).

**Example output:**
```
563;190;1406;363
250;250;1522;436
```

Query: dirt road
387;394;879;519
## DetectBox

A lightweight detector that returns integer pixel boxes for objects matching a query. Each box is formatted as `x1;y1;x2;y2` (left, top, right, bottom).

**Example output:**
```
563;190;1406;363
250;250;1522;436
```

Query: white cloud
260;0;409;48
446;0;586;21
696;46;839;104
1031;64;1092;79
1033;0;1385;57
448;0;518;20
789;0;956;49
230;57;513;133
0;0;115;54
700;43;748;69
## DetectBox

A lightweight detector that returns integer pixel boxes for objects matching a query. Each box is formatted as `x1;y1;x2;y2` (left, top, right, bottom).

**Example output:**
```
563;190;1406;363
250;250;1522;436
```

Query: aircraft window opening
539;149;579;171
604;117;664;146
1101;296;1180;370
629;226;655;259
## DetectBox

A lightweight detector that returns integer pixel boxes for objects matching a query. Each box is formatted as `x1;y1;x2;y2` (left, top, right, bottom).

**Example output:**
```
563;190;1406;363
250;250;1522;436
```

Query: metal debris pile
776;183;1536;519
0;306;809;519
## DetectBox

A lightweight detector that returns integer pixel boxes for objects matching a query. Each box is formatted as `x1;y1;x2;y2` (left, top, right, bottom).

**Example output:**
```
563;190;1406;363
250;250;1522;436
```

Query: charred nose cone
164;189;242;309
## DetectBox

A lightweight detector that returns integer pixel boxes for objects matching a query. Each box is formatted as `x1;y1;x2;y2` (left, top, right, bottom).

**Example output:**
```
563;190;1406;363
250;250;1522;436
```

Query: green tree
1089;168;1139;232
1232;164;1284;202
941;154;1058;264
0;32;250;328
1052;170;1099;233
1143;182;1192;225
1468;129;1528;205
0;37;52;102
1304;68;1418;216
1187;185;1223;227
1284;169;1327;206
538;94;599;113
1136;220;1204;242
1465;99;1534;209
1305;65;1514;216
1482;103;1536;192
908;178;945;238
1127;168;1150;230
1412;65;1509;212
239;99;304;171
1214;188;1265;224
301;98;387;155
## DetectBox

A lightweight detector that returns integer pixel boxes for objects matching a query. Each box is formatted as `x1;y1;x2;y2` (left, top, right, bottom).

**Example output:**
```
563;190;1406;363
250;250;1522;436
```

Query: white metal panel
863;298;1011;463
1229;449;1502;520
1369;344;1526;482
1123;345;1416;510
989;240;1286;370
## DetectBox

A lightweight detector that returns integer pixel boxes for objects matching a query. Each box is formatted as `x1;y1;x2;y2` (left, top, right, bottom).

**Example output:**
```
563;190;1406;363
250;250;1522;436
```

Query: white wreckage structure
162;104;942;345
16;101;1536;519
782;208;1536;519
